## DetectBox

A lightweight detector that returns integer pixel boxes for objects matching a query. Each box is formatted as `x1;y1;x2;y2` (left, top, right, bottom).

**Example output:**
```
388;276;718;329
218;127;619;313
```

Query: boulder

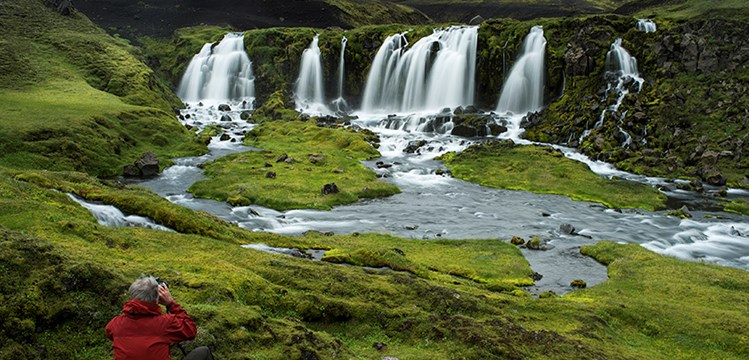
530;272;543;281
134;152;159;178
276;153;289;163
451;125;477;138
559;223;576;235
375;161;392;169
240;111;252;120
321;183;339;195
266;171;276;179
468;15;484;25
404;140;427;154
510;236;525;246
122;165;140;177
570;279;587;288
307;153;325;164
219;134;231;141
218;104;231;111
220;114;232;122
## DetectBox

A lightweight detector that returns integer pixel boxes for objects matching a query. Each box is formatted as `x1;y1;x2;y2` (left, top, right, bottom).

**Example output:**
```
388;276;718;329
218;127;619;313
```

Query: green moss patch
190;120;400;210
441;140;667;210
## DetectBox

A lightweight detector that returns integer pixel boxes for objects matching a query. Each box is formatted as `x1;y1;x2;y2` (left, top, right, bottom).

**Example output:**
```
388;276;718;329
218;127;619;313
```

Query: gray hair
129;276;159;303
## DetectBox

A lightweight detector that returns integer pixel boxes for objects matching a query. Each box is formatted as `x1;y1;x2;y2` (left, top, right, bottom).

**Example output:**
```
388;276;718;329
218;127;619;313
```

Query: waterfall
68;194;174;232
636;19;657;33
360;26;478;114
177;32;255;105
332;36;349;113
580;38;644;146
496;26;546;115
295;34;331;115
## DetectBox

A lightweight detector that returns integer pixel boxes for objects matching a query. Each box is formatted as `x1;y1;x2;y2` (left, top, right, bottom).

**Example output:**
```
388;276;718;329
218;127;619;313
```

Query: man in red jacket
106;276;213;360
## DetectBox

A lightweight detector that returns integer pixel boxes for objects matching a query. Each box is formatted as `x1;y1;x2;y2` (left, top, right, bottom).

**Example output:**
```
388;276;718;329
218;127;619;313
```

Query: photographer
106;276;213;360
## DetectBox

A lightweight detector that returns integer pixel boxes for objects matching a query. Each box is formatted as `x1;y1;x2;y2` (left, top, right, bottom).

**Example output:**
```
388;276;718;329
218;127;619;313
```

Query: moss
723;199;749;216
190;120;400;210
442;140;667;210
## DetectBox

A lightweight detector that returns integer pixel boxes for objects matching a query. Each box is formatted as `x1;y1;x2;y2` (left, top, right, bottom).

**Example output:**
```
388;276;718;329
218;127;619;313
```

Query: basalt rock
220;114;232;122
321;183;339;195
218;104;231;111
404;140;428;154
123;152;160;178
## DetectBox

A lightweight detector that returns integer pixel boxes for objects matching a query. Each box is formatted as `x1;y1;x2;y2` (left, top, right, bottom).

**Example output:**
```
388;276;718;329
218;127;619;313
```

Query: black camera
154;276;168;287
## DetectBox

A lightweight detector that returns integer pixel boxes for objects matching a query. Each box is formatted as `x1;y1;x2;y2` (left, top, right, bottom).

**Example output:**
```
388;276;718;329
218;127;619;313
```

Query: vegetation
440;140;667;210
190;120;400;210
0;0;205;177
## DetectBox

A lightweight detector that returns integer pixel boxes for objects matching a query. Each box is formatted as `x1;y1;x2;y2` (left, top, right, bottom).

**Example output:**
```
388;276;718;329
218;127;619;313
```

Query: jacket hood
122;299;162;316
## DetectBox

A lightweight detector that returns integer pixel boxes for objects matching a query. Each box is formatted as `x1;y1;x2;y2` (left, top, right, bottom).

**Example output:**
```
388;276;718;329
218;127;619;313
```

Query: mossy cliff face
520;14;749;188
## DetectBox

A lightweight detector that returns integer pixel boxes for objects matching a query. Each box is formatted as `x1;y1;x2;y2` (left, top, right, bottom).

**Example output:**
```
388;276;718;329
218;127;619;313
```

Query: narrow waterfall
177;32;255;105
295;35;331;115
360;26;478;113
68;194;174;232
636;19;657;33
580;38;644;146
496;26;546;115
332;36;349;113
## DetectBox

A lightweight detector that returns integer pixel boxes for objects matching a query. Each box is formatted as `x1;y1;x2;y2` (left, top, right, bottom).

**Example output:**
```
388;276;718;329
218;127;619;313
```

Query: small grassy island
0;0;748;359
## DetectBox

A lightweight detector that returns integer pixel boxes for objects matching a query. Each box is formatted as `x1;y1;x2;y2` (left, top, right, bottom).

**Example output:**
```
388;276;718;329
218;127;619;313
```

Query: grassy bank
440;140;667;210
0;0;205;177
189;120;400;210
2;168;748;359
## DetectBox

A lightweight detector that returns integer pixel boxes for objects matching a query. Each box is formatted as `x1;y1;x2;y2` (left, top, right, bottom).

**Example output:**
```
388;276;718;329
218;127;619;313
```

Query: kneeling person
106;276;213;360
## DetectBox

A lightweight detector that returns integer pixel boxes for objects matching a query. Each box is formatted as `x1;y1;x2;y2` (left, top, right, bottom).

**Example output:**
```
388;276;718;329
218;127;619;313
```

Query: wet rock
220;114;232;122
404;140;427;154
123;152;160;178
530;272;543;281
570;279;587;288
240;111;252;120
321;183;339;195
218;104;231;111
559;223;576;235
375;161;392;169
451;125;478;137
464;105;479;113
266;171;276;179
122;165;140;177
698;165;727;186
510;236;525;246
525;237;546;250
219;134;231;141
541;212;551;217
453;106;464;115
404;225;419;230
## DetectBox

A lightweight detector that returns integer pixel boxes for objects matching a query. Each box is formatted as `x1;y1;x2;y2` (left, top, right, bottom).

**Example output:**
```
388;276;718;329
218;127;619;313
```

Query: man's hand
158;283;175;306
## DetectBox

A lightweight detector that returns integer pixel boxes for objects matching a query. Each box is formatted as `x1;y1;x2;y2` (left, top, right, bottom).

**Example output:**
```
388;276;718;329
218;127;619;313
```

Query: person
106;276;214;360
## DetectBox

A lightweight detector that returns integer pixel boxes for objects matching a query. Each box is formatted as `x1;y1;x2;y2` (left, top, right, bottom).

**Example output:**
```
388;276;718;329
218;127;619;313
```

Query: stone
307;153;325;164
376;161;392;169
530;272;543;281
510;236;525;246
570;279;587;288
123;164;140;177
240;111;252;120
266;171;276;179
451;125;477;138
372;342;387;351
560;223;576;235
276;153;288;163
134;152;159;178
679;205;693;219
404;140;427;154
525;237;545;250
453;106;464;115
218;104;231;111
220;114;232;122
321;183;339;195
464;105;479;113
219;134;231;141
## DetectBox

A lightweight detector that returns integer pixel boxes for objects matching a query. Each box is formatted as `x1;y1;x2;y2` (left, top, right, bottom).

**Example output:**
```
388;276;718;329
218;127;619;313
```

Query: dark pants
184;346;214;360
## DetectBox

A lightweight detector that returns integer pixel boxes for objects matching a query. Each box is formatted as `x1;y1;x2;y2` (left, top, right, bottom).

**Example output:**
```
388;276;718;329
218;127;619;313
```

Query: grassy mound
0;0;205;177
440;140;667;210
189;120;400;210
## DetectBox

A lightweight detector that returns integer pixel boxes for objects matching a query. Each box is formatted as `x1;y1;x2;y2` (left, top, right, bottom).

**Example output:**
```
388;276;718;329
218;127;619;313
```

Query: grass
631;0;749;19
440;140;667;210
723;199;749;216
189;120;401;210
0;0;205;177
2;168;748;359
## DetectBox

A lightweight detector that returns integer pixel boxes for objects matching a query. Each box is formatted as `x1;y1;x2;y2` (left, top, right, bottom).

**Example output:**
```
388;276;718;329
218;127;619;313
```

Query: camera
154;276;168;287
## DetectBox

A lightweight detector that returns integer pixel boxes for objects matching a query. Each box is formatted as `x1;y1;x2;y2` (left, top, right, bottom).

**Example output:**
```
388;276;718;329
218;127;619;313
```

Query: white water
332;36;350;113
637;19;657;33
295;35;331;115
580;38;644;145
496;26;546;115
177;33;255;105
68;194;174;232
360;26;478;113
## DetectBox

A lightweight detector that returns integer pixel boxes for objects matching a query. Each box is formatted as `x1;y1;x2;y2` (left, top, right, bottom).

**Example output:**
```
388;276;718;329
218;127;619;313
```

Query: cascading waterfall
360;26;478;114
636;19;657;33
331;36;349;113
580;38;644;145
295;34;331;115
496;26;546;115
177;32;255;105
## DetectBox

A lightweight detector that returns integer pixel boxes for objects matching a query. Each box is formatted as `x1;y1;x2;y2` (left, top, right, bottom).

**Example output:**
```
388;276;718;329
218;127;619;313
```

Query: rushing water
332;36;350;114
637;19;657;33
360;26;478;113
496;26;546;115
68;194;175;232
132;29;749;295
177;33;255;105
295;35;331;115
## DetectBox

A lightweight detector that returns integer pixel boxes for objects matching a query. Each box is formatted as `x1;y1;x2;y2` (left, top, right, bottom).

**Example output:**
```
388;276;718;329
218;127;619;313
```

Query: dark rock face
123;152;159;178
451;114;507;138
404;140;428;154
218;104;231;112
220;114;232;122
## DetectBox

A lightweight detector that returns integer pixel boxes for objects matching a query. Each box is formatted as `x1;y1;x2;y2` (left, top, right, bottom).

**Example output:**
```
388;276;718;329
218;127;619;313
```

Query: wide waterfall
295;35;331;115
360;26;478;113
636;19;657;33
496;26;546;115
581;38;644;145
332;36;349;113
177;32;255;104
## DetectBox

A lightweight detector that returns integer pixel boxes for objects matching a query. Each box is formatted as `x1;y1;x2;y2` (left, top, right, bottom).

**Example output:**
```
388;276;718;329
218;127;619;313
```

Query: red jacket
106;299;197;360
